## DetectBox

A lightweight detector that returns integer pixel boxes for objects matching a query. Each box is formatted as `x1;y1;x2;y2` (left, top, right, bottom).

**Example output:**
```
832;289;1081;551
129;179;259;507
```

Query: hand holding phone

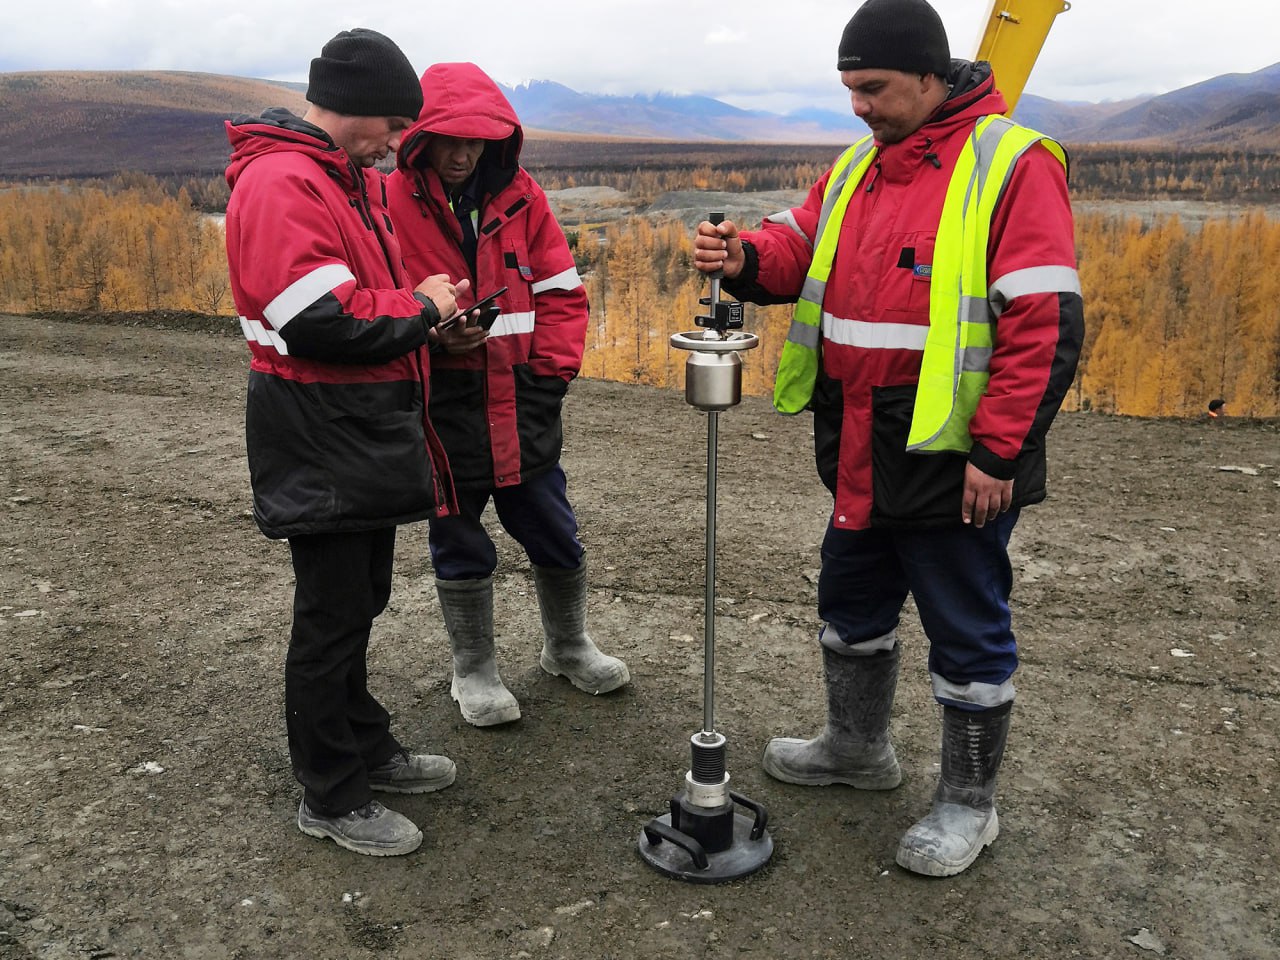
438;286;508;332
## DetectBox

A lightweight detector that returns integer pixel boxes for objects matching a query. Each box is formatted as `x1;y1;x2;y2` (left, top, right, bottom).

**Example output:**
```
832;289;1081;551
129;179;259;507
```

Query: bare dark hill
0;71;307;178
0;65;1278;181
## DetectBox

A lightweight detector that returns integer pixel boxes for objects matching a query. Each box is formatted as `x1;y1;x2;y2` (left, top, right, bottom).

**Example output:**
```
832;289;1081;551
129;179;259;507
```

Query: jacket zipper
352;163;401;278
413;172;479;287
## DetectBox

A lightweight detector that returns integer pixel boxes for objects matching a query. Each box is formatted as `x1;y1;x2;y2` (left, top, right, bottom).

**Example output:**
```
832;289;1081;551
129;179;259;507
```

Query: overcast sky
1;1;1275;115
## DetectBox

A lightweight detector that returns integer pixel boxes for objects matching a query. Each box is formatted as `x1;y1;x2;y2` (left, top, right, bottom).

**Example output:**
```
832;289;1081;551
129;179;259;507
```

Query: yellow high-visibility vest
773;115;1066;455
772;135;877;417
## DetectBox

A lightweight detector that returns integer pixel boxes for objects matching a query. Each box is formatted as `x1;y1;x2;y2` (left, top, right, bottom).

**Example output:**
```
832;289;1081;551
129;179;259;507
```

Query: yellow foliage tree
1;171;1276;418
0;174;232;317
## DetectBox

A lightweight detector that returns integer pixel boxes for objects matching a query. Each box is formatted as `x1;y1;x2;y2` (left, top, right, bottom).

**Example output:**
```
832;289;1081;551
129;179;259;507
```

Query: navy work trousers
429;464;584;580
286;528;401;815
817;510;1020;709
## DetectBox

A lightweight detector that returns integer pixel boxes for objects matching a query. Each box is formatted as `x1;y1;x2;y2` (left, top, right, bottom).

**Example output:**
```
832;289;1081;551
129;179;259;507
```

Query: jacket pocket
319;385;434;522
427;369;491;486
247;375;435;535
812;370;842;495
502;238;535;312
879;232;936;325
869;384;965;527
514;365;567;477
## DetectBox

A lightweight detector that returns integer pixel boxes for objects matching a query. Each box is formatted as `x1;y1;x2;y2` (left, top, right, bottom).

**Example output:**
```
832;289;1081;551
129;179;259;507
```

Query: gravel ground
1;313;1277;960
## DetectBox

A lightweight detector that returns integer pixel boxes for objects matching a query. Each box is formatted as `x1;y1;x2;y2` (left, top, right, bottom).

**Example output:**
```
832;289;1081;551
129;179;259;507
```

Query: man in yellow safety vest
694;0;1083;876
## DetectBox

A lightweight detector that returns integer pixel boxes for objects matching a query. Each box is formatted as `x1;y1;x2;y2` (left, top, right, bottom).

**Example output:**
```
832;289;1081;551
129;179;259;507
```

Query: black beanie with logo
307;28;423;119
837;0;951;76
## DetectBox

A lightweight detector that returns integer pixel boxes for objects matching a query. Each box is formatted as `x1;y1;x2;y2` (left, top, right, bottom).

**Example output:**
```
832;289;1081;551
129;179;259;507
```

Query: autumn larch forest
1;145;1277;418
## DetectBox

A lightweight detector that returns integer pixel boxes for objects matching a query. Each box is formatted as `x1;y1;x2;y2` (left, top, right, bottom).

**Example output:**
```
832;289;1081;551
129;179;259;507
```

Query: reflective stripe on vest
773;136;878;415
772;117;1068;451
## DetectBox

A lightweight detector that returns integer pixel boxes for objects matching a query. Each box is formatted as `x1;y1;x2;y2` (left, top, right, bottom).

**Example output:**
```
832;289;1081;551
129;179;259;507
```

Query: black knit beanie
307;28;422;119
837;0;951;75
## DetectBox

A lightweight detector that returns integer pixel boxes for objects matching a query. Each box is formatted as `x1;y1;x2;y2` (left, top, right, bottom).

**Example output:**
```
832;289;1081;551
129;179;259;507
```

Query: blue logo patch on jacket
913;264;932;279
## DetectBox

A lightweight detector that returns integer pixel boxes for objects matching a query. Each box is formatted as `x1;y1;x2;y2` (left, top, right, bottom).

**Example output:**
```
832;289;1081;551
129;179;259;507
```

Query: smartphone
438;286;508;332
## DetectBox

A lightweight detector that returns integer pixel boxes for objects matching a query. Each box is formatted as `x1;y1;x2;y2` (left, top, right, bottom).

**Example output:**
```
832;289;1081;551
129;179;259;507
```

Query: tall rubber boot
896;700;1013;877
761;644;902;789
435;577;521;727
533;560;630;695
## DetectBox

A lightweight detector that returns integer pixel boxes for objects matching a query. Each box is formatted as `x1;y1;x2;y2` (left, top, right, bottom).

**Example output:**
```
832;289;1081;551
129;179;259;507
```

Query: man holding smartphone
387;62;629;727
225;29;467;856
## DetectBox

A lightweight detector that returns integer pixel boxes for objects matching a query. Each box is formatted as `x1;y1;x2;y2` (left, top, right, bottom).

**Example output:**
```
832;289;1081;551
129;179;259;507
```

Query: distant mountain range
1014;62;1280;146
0;63;1277;179
502;80;858;144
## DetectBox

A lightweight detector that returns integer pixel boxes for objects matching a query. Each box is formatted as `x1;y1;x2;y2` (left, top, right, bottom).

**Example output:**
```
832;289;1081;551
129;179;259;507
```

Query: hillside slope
0;71;307;177
1;64;1277;179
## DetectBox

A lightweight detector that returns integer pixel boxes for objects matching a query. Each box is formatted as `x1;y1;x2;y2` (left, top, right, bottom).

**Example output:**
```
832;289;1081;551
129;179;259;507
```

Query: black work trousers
286;527;401;815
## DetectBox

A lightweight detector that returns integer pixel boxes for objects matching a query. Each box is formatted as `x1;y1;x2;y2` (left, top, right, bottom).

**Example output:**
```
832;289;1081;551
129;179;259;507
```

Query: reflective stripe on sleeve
763;210;812;248
239;316;290;356
263;263;356;329
531;266;583;295
486;310;536;339
988;265;1082;316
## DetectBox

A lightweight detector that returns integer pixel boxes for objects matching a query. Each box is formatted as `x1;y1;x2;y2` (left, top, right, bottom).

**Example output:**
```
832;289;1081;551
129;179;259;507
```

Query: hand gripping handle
707;211;726;293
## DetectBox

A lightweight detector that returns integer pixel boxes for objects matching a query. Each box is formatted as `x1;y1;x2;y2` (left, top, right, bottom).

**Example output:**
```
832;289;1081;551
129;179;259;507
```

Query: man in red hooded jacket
386;62;629;728
695;0;1083;876
225;29;470;856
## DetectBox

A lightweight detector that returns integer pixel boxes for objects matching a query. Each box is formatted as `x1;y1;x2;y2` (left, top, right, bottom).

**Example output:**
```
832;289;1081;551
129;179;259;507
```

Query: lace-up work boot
533;560;630;695
896;700;1013;877
297;799;422;856
762;644;901;789
368;749;456;794
436;576;521;726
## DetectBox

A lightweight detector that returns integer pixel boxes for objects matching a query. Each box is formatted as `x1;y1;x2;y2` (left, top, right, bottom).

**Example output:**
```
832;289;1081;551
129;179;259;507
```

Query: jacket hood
396;62;522;186
930;58;1007;127
225;108;351;189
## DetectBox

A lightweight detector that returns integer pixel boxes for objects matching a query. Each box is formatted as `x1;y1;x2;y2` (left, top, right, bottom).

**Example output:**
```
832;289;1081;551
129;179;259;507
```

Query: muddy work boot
297;799;422;857
436;576;521;727
762;644;901;789
896;701;1013;877
368;748;457;794
533;560;630;695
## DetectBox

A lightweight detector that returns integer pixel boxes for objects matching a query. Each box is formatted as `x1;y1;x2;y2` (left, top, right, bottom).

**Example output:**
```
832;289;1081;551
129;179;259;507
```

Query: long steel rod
703;409;719;736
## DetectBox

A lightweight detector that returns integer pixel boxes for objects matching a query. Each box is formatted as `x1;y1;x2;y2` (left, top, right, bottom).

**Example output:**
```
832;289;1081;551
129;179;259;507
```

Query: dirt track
1;313;1277;960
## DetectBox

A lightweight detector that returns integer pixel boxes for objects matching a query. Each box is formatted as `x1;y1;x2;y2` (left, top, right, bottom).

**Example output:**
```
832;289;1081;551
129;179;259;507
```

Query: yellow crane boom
973;0;1072;114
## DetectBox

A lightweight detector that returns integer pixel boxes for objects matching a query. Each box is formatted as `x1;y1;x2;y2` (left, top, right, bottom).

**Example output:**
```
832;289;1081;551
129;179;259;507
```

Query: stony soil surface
1;313;1277;960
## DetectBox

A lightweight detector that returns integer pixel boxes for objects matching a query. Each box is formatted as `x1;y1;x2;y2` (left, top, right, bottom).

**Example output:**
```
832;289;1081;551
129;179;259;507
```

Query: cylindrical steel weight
685;350;742;411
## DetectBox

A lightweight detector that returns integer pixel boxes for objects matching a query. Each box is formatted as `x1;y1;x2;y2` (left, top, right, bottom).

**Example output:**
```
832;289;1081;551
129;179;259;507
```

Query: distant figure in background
693;0;1084;876
385;62;629;728
224;28;468;857
1208;398;1226;423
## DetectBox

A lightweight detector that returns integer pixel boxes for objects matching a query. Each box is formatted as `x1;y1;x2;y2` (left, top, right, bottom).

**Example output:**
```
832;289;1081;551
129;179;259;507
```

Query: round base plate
637;813;774;884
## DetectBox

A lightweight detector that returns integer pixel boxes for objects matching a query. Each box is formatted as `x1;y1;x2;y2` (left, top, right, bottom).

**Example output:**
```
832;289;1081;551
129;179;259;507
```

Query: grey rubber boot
533;560;630;695
896;700;1013;877
761;644;902;789
436;576;521;727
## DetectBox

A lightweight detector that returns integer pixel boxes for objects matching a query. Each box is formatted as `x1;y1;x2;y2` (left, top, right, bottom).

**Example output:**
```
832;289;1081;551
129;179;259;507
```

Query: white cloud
0;0;1275;112
705;28;748;46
